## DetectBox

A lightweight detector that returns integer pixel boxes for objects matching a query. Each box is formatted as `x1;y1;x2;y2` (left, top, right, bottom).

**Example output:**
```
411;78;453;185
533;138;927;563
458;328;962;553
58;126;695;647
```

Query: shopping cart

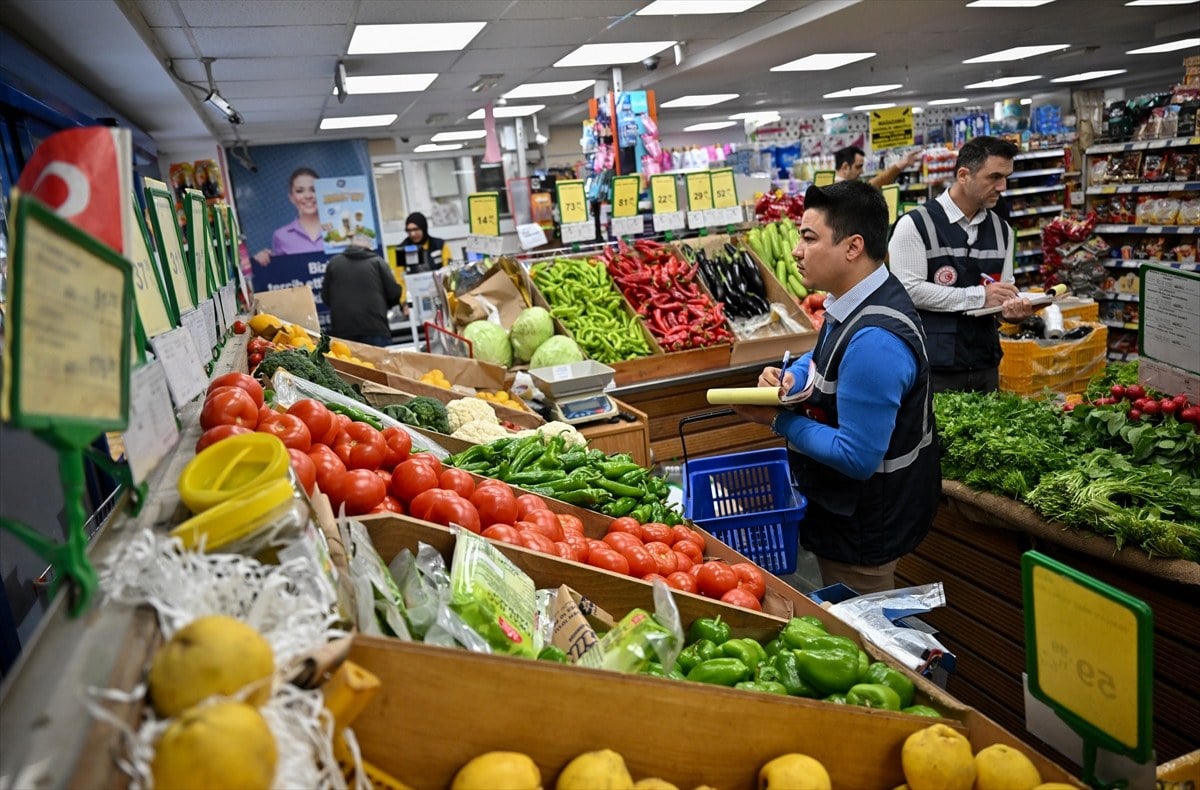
678;409;807;575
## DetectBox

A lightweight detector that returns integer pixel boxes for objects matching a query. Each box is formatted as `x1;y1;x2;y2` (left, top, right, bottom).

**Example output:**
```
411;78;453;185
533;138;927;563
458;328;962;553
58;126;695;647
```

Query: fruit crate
999;320;1108;397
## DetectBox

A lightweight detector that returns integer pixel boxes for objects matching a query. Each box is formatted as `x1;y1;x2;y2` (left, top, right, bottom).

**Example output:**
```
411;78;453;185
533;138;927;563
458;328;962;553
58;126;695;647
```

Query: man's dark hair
954;135;1018;174
834;145;865;171
803;181;888;261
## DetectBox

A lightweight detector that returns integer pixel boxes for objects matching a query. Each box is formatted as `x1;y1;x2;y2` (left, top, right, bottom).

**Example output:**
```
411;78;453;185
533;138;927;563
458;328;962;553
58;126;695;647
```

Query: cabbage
462;320;513;367
529;335;584;368
510;307;555;363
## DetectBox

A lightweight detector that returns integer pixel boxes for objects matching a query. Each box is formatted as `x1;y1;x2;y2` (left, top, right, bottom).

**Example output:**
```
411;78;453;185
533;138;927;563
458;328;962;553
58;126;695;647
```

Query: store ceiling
4;0;1198;154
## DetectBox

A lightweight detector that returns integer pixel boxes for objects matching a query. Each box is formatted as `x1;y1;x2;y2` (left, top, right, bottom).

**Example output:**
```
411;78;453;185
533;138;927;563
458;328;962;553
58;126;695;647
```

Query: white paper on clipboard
964;291;1056;317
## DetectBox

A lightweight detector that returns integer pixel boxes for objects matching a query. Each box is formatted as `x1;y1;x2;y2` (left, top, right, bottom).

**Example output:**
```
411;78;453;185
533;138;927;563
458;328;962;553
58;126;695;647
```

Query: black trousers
930;367;999;395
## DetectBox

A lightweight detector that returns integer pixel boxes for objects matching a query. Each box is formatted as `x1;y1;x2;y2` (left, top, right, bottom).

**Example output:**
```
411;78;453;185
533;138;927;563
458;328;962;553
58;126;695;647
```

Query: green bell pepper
686;657;751;686
667;664;687;681
795;648;861;695
677;638;719;673
823;693;849;704
796;615;827;631
763;637;787;658
846;683;902;711
735;680;788;695
641;662;668;678
856;649;870;684
536;645;568;663
903;705;943;718
783;632;860;655
770;650;819;697
721;638;767;669
779;617;837;649
687;616;731;646
863;661;916;708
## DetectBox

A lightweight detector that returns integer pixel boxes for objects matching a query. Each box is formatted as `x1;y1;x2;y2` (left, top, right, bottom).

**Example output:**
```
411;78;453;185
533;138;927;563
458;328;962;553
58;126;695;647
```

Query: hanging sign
871;106;915;149
144;177;194;316
128;193;175;338
466;191;503;257
556;180;589;225
813;171;836;187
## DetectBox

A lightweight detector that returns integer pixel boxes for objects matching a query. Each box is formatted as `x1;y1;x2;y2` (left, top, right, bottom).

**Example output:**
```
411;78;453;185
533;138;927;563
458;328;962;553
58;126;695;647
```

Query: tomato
482;524;522;545
258;413;311;452
517;530;556;554
563;533;591;563
666;571;698;594
248;352;264;370
308;445;346;494
286;399;337;446
643;541;678;576
641;573;669;586
720;587;763;611
603;532;642;552
200;386;259;430
248;337;272;355
696;561;739;599
408;488;452;520
552;541;579;561
374;468;393;484
406;453;443;476
287;448;316;495
208;373;263;407
470;485;518;526
640;522;673;545
607;517;643;541
195;424;252;453
332;469;387;516
617;543;657;578
673;540;704;564
428;494;481;534
688;562;703;578
232;320;248;335
439;467;475;499
680;527;706;552
515;493;549;518
586;547;630;576
556;514;584;535
333;413;352;434
732;562;767;599
670;525;700;548
380;426;413;469
476;478;515;498
522;509;564;542
370;496;405;515
334;422;387;470
256;405;281;428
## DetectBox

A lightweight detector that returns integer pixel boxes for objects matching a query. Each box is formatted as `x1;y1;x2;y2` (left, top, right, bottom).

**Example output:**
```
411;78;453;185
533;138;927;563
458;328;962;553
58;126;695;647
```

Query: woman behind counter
395;212;452;317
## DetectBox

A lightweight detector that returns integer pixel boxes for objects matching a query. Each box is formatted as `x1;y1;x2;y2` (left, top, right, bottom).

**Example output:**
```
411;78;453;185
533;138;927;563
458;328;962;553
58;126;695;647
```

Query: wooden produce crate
999;319;1108;397
334;370;544;430
576;398;652;467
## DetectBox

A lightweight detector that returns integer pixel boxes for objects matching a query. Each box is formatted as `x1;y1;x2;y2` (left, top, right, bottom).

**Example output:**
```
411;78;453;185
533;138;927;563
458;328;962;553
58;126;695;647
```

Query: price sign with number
144;177;193;317
813;170;835;187
686;172;713;212
710;169;738;209
650;174;679;215
468;192;500;237
128;193;175;338
184;189;211;302
1023;551;1153;769
557;180;589;225
611;176;641;218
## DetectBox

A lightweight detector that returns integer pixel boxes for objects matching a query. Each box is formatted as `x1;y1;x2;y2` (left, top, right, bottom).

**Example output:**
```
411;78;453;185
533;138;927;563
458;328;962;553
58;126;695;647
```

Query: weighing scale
529;360;619;426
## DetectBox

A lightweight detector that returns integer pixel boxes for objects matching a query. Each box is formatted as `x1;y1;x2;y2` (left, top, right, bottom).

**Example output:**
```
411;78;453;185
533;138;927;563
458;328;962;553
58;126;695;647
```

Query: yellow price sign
686;171;713;212
710;169;737;209
650;174;678;215
813;171;835;187
611;176;641;218
468;192;500;236
557;180;589;225
881;184;901;226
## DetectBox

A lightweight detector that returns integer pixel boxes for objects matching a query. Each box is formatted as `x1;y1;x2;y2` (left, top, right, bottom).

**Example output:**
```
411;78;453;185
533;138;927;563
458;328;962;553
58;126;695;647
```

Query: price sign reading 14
468;192;500;237
556;180;589;226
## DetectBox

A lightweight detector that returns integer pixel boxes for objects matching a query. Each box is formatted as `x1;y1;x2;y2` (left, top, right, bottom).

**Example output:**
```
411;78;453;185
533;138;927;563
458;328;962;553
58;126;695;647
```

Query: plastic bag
827;583;952;672
596;580;684;673
388;542;488;651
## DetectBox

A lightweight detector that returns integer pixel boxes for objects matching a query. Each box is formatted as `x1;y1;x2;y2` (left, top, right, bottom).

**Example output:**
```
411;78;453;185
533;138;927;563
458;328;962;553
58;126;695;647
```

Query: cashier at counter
393;211;453;318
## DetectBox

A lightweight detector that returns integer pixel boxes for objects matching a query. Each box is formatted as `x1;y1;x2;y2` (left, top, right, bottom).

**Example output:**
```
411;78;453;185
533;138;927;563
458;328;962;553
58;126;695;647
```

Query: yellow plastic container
177;432;290;514
170;477;297;553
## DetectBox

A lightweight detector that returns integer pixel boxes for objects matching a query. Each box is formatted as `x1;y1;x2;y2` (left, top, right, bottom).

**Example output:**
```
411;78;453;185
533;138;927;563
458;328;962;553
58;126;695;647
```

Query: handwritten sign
184;189;209;301
650;174;679;215
685;172;713;212
516;222;548;250
150;326;209;407
128;197;175;338
557;180;589;225
710;169;737;209
813;171;835;187
144;178;194;315
468;192;500;237
871;106;915;149
1139;266;1199;375
611;176;641;218
561;221;596;244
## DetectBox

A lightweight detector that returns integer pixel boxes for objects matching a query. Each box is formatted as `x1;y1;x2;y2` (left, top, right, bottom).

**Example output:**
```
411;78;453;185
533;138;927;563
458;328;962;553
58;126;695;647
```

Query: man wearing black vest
733;181;939;594
889;136;1034;393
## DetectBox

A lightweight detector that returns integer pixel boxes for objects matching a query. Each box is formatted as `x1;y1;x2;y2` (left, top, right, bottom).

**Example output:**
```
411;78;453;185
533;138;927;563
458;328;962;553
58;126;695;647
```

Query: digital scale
529;360;619;426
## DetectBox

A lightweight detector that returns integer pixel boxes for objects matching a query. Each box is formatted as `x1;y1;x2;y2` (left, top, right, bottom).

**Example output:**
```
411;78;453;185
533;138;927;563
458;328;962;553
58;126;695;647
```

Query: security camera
228;111;244;126
643;55;660;71
401;136;411;144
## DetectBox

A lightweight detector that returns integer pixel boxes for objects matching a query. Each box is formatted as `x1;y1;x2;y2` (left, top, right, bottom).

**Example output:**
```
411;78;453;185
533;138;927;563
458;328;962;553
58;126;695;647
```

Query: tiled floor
777;546;824;594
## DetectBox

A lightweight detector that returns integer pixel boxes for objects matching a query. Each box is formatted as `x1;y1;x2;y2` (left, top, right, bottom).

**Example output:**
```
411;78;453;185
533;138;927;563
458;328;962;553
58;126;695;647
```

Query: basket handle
678;408;734;468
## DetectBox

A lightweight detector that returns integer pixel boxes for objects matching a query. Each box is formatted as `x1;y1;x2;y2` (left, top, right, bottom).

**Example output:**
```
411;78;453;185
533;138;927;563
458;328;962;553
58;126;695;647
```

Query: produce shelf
1006;167;1065;180
1094;224;1198;235
1086;136;1200;154
1015;227;1043;238
1008;205;1064;218
1107;350;1140;362
1098;291;1139;302
1086;181;1200;195
1103;259;1199;271
1004;184;1065;197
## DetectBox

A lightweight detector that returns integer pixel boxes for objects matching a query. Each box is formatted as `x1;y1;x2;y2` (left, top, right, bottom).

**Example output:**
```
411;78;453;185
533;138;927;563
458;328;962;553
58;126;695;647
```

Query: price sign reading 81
611;176;641;218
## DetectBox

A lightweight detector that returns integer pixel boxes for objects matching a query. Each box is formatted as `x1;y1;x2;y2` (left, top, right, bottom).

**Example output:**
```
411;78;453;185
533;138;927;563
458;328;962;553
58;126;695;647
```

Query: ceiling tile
238;95;330;112
179;0;358;27
211;57;341;82
354;0;507;24
154;27;198;59
472;19;618;49
135;0;184;27
340;53;460;75
500;1;643;21
451;45;576;73
190;26;348;58
219;78;336;99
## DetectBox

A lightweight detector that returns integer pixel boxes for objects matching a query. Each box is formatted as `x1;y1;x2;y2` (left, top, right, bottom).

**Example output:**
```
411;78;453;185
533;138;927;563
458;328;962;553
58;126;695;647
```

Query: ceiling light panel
1050;69;1128;83
319;114;397;130
730;111;781;121
1125;0;1198;5
823;84;902;98
340;73;438;95
771;52;876;71
637;0;767;14
348;22;487;54
1127;37;1200;54
431;130;487;142
683;121;738;131
966;0;1056;6
822;113;845;120
963;44;1069;63
964;75;1042;88
503;80;595;99
660;93;739;107
927;97;970;105
554;41;675;67
414;143;465;153
468;105;546;119
853;102;896;111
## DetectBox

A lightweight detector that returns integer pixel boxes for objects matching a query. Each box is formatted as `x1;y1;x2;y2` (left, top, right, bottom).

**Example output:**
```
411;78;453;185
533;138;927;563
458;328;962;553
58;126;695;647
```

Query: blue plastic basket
683;447;806;575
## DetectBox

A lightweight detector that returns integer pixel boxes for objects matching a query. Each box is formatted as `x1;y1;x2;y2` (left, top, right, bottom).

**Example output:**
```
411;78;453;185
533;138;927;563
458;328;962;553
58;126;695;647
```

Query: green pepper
600;496;638;517
770;650;819;698
903;705;943;718
535;435;564;470
537;645;568;663
677;638;719;673
687;657;751;686
594;477;647;498
797;615;827;631
641;661;667;678
617;468;647;485
262;388;276;405
721;638;767;669
846;683;902;711
506;470;566;486
687;616;731;646
735;681;788;695
755;662;782;684
667;665;687;681
508;437;545;473
630;504;654;522
783;631;859;654
763;637;787;658
599;460;642;479
327;402;384;430
547;475;595;493
779;617;830;649
555;488;611;506
559;450;589;470
856;650;870;684
795;648;861;695
823;693;849;704
863;662;916;708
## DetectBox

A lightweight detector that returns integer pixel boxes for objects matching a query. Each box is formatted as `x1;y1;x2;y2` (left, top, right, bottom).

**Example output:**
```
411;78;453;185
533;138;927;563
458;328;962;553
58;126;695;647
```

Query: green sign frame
130;192;178;330
144;179;194;317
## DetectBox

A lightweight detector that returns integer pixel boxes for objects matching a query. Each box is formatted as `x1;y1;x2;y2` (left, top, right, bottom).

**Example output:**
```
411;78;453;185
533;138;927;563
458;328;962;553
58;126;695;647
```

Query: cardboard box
331;339;509;391
337;375;544;430
451;261;529;330
254;285;320;333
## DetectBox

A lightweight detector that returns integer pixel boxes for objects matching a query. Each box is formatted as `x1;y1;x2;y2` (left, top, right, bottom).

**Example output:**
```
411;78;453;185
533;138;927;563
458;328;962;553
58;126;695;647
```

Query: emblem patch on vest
933;265;958;285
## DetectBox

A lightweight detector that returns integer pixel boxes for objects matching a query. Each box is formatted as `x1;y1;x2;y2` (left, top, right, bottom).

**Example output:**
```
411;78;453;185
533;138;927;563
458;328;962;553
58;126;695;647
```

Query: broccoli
381;404;417;424
405;396;452;434
255;333;366;403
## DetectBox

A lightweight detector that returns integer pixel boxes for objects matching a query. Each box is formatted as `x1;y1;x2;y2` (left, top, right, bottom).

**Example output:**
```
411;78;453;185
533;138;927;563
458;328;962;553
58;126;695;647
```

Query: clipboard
964;288;1063;317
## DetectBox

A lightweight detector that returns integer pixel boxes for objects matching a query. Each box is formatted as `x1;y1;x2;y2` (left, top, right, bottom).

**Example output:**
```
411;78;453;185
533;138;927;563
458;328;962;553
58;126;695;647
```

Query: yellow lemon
556;749;634;790
758;753;832;789
451;751;541;790
148;615;273;717
902;723;976;790
151;701;276;789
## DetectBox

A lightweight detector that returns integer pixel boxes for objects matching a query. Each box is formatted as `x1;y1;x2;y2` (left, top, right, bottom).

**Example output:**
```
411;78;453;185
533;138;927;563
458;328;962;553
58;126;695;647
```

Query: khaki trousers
816;556;901;595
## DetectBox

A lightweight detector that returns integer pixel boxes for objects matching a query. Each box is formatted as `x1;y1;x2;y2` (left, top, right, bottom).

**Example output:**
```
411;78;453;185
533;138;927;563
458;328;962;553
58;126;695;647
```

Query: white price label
466;234;504;257
611;215;644;238
179;308;211;362
686;210;709;229
516;223;548;250
561;221;596;244
149;326;209;407
652;211;686;233
121;361;180;485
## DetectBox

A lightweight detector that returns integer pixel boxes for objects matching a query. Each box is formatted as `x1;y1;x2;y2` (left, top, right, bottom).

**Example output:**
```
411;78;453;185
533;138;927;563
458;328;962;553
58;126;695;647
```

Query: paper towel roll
1043;304;1065;340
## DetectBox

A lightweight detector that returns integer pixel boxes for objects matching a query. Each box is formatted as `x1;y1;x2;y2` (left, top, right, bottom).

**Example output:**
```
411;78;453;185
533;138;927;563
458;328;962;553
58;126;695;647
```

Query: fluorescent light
414;143;464;153
661;93;739;108
771;52;875;71
348;22;486;54
554;41;675;68
319;114;396;130
431;130;487;142
638;0;766;14
1125;0;1198;5
468;105;545;120
964;75;1041;88
503;80;595;99
967;0;1056;6
1020;98;1033;105
964;45;1069;63
730;111;781;122
683;121;737;132
822;113;845;120
337;73;438;95
823;84;902;98
927;97;970;105
912;107;924;114
1127;37;1200;54
1051;69;1128;83
853;102;896;111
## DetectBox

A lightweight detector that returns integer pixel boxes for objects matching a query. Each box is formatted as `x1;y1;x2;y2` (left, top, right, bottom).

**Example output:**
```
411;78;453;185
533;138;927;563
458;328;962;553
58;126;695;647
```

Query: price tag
652;211;686;233
121;361;180;485
221;284;238;330
1023;551;1153;764
466;234;504;257
516;222;548;250
144;178;194;315
813;171;835;187
686;210;709;229
611;215;644;238
179;308;211;363
686;172;714;212
561;221;596;244
199;298;219;350
650;174;679;215
881;184;901;226
611;176;641;218
557;180;589;225
710;168;737;209
702;208;726;227
149;326;209;407
184;190;209;302
468;192;500;237
128;195;175;338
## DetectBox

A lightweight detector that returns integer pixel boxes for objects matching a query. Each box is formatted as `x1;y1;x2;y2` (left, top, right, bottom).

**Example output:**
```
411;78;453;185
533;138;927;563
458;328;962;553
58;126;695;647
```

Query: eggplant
740;251;766;295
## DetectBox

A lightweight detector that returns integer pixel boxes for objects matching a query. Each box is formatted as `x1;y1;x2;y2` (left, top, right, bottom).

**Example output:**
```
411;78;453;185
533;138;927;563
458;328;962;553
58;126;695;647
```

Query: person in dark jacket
395;211;453;318
321;245;401;347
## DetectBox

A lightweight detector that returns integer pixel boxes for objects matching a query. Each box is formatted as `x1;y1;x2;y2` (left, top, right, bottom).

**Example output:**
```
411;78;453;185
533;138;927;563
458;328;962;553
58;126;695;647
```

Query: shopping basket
679;410;807;575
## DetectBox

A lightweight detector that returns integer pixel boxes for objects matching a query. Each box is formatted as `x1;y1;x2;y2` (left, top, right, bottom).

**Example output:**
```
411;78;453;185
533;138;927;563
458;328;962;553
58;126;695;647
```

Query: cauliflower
446;397;499;432
515;420;587;448
451;419;511;444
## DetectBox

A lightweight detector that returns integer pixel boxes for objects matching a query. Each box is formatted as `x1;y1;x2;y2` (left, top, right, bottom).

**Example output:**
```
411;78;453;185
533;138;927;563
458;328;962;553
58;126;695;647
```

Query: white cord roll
1043;303;1065;340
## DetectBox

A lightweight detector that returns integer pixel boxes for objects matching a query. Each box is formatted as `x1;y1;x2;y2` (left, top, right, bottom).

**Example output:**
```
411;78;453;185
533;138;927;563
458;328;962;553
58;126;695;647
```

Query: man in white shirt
888;136;1033;393
835;145;922;187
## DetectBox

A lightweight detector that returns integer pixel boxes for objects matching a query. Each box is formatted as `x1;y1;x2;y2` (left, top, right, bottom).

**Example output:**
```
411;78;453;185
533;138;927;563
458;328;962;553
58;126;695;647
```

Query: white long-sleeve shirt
889;189;1015;313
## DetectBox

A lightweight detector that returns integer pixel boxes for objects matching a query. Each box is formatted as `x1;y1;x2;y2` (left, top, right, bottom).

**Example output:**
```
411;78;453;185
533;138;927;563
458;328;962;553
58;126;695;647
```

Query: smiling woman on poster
253;167;323;265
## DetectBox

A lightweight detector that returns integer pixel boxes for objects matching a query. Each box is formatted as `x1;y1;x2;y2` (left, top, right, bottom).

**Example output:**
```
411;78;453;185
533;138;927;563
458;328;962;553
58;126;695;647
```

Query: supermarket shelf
1007;167;1065;179
1086;136;1200;154
1086;181;1200;195
1014;149;1066;161
1103;259;1199;271
1005;184;1065;197
1063;171;1082;178
1093;224;1198;235
1102;320;1139;330
1008;205;1064;218
1098;291;1139;302
1015;248;1043;258
900;183;928;191
1014;264;1041;275
1015;227;1043;238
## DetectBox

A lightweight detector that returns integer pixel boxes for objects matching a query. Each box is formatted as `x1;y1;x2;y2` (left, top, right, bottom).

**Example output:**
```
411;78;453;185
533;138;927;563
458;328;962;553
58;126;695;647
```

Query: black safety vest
400;235;447;274
788;273;940;566
906;199;1008;370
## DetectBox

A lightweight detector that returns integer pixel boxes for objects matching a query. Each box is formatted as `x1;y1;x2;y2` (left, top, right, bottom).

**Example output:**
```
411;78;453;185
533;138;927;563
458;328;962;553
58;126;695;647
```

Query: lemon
901;723;976;790
451;751;541;789
556;749;634;790
758;753;832;789
973;744;1041;790
151;701;276;789
633;779;678;790
148;615;273;717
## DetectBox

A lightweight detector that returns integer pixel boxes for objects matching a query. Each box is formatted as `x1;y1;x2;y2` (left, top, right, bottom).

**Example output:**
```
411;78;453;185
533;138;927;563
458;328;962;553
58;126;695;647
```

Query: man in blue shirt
734;181;939;593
